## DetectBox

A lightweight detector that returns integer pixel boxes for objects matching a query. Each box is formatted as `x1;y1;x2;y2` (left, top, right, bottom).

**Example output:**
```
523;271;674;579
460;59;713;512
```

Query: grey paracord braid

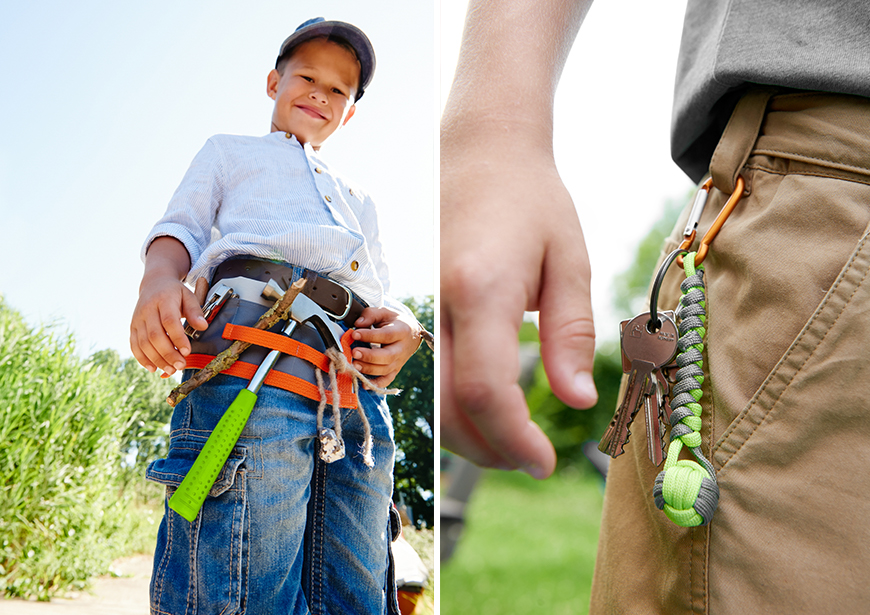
652;258;720;527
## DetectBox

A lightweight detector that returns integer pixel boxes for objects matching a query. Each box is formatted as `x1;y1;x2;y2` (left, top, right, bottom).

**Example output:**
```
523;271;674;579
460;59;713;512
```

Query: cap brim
277;20;375;100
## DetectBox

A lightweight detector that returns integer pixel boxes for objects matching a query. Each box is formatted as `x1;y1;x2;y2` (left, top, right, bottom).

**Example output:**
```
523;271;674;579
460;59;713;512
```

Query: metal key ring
649;248;688;332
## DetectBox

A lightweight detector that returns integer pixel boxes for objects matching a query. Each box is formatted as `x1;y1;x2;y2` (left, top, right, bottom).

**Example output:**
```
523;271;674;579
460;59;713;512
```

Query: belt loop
709;87;778;195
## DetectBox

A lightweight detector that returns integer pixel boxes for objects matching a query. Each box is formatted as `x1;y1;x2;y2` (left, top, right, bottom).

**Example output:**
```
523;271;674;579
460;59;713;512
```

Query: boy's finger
367;370;399;388
352;355;392;376
136;325;173;374
352;345;395;367
354;306;392;328
129;331;157;373
148;305;188;370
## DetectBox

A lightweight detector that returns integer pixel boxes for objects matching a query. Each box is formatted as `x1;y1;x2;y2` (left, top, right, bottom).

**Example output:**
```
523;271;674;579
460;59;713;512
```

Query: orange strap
185;324;359;409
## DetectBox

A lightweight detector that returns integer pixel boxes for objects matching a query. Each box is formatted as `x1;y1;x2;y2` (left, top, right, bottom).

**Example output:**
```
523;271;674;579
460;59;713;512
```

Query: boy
131;17;423;615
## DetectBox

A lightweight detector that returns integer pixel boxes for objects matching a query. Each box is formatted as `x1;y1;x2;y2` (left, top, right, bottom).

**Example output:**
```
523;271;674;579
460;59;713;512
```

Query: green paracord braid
653;252;720;527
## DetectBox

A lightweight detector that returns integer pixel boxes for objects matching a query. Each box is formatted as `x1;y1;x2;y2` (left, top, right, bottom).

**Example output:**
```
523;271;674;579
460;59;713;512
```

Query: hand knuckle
541;316;595;346
454;378;500;418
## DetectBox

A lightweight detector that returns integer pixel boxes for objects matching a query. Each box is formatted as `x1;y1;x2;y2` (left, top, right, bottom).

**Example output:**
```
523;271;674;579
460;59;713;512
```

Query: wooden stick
166;276;310;407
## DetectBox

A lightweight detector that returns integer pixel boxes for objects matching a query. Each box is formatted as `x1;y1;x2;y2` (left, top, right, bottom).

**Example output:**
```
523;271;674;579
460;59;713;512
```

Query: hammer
169;281;346;522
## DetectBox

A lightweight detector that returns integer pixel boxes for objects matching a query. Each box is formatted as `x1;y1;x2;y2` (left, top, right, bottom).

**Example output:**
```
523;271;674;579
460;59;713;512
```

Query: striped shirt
142;131;408;314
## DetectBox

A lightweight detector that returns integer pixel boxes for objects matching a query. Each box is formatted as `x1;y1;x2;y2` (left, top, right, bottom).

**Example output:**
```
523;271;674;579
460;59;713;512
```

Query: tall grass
0;299;171;600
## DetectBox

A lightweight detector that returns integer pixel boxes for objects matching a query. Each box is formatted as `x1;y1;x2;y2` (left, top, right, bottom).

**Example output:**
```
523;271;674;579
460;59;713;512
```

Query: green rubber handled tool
169;317;300;522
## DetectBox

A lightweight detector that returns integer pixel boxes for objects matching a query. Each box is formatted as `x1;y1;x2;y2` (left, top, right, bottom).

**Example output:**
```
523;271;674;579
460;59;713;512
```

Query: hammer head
288;293;345;349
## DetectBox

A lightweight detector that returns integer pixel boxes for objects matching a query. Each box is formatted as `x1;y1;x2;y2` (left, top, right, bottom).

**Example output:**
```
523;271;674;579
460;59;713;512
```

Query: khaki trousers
590;91;870;614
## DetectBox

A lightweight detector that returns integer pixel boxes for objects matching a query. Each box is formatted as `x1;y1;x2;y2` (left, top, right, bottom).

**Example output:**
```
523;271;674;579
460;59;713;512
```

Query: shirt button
351;261;359;271
315;167;323;174
324;195;332;203
285;132;292;139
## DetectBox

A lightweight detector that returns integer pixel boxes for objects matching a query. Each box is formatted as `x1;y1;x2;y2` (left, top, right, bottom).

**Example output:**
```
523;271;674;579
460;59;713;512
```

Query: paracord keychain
648;174;748;527
652;251;719;527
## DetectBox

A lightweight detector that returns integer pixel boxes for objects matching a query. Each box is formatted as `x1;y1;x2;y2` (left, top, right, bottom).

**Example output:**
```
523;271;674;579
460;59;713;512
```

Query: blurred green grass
440;468;603;614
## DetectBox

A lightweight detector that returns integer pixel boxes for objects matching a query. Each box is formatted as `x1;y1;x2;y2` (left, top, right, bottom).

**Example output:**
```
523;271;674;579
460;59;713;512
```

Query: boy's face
267;38;360;149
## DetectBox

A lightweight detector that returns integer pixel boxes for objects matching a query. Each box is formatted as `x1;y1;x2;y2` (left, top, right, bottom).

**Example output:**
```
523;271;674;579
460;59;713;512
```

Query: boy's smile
267;38;360;149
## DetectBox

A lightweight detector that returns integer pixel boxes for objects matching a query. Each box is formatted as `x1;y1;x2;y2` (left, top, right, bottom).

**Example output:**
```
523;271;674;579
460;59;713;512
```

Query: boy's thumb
183;283;208;329
193;277;210;306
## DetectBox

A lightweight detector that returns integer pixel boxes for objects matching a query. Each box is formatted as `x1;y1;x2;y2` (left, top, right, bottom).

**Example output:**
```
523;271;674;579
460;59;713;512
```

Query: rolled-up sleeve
140;139;225;267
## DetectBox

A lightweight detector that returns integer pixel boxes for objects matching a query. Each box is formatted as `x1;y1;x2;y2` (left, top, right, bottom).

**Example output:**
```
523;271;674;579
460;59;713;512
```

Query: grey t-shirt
671;0;870;182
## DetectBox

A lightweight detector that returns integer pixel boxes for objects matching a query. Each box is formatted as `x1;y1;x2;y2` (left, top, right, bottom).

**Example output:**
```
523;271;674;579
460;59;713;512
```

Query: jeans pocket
147;440;249;615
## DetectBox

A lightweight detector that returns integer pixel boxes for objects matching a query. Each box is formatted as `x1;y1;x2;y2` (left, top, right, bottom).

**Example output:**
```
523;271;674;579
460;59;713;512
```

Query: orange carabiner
677;176;745;267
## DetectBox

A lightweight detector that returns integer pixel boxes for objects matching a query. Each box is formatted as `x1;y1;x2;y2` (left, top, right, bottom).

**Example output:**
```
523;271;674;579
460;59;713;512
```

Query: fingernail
180;347;190;356
521;463;549;481
574;371;598;405
173;361;185;370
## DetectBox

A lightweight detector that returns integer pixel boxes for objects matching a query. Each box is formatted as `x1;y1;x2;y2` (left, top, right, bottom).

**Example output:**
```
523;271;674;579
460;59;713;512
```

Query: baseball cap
276;17;375;101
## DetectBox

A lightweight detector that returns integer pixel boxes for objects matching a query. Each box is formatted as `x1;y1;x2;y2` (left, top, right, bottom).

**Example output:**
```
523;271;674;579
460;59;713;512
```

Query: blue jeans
146;370;398;614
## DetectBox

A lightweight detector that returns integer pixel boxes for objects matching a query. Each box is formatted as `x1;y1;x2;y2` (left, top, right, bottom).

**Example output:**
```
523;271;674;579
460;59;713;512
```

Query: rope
315;346;400;468
652;252;720;527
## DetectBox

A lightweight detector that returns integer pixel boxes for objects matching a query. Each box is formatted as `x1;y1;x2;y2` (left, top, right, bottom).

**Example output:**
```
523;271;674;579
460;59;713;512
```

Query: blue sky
0;1;434;358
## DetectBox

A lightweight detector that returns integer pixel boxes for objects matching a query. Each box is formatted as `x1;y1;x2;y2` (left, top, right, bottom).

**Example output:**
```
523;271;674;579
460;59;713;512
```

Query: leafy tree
612;194;689;317
390;296;434;528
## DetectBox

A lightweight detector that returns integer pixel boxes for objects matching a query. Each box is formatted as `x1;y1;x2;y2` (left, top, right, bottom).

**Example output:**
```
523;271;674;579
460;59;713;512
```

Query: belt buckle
320;278;354;321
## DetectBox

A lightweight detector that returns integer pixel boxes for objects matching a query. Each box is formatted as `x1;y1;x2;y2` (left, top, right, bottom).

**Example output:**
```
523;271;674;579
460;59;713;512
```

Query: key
643;376;666;466
643;353;678;466
655;365;675;422
599;311;678;458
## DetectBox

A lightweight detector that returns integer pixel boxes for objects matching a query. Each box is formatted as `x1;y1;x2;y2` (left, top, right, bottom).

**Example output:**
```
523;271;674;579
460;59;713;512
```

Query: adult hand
351;307;423;387
441;131;598;479
440;0;596;479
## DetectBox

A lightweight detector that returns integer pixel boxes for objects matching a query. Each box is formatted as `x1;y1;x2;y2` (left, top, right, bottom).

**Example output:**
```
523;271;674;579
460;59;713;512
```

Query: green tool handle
168;388;258;522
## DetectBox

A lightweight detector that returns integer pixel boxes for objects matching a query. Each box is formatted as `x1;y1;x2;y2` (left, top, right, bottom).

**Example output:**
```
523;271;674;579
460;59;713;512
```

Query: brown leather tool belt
183;256;368;407
211;257;368;329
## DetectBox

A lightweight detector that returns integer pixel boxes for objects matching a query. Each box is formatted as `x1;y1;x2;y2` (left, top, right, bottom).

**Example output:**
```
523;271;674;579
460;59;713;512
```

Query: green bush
0;299;171;600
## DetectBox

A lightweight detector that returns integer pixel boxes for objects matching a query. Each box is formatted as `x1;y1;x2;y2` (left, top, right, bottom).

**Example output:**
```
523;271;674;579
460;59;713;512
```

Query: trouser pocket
147;439;249;615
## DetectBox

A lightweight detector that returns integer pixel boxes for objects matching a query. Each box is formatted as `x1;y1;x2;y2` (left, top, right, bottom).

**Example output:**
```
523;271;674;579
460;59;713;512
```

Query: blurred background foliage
391;295;435;529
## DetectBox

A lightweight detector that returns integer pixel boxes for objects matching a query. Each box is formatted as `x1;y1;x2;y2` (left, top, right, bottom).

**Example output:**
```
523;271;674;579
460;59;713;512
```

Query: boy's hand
130;237;205;377
130;277;208;377
350;307;423;388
